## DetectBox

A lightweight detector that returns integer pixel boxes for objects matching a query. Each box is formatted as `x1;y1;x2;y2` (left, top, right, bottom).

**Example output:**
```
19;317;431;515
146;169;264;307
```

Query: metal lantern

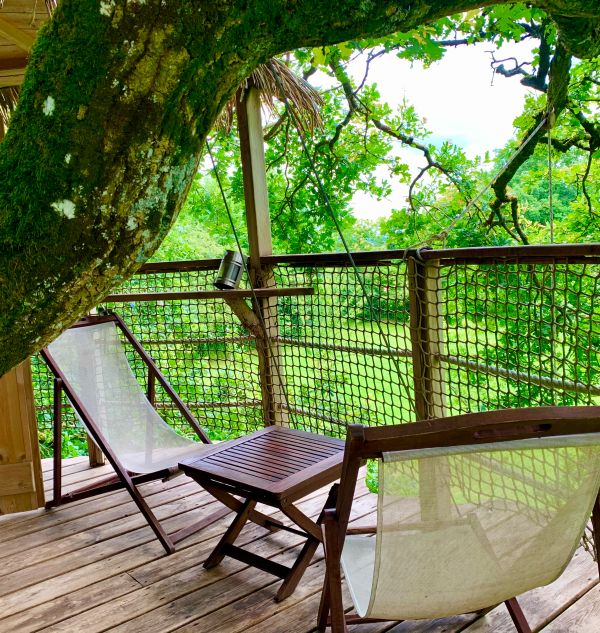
214;250;247;289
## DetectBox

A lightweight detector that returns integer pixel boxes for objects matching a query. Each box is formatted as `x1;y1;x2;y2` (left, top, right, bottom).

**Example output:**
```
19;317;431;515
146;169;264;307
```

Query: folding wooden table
179;425;345;601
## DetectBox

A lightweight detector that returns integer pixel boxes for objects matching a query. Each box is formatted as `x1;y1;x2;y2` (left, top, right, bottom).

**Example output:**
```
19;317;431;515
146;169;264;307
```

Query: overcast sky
346;40;536;219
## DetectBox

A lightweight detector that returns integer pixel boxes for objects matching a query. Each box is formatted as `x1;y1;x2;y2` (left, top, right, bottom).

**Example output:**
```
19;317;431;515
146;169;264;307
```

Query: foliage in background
152;5;597;261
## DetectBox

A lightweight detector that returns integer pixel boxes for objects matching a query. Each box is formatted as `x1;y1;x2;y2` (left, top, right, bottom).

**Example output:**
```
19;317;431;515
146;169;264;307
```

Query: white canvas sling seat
47;321;210;474
341;434;600;621
41;313;245;555
318;407;600;633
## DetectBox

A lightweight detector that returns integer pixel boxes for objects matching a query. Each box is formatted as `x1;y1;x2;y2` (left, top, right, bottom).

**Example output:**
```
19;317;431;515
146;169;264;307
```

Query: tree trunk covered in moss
0;0;598;376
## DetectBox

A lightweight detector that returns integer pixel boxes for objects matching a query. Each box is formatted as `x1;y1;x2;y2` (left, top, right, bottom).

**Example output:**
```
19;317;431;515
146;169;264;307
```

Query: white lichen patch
42;96;55;116
64;154;72;165
51;199;76;219
100;0;115;16
127;216;138;231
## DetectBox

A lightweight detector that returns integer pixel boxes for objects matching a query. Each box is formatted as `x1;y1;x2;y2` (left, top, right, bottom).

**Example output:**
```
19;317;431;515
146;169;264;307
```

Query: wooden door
0;360;44;513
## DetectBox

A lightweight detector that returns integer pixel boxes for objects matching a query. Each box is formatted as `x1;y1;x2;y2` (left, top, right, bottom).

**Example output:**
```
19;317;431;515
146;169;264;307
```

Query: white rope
547;117;554;243
206;139;298;427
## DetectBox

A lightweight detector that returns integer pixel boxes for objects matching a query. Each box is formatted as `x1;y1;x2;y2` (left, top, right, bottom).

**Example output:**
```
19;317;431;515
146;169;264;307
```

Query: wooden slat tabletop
180;426;345;500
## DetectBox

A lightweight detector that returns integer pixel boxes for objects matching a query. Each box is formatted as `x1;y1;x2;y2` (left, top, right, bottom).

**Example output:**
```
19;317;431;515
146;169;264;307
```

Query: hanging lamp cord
205;139;299;428
547;110;554;243
266;61;416;401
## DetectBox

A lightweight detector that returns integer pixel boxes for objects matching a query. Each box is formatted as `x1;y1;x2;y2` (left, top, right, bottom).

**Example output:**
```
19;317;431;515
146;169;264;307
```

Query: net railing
427;247;600;417
31;245;600;447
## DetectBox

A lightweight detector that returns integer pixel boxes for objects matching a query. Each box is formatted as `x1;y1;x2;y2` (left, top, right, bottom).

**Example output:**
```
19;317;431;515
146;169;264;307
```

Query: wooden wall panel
0;360;44;513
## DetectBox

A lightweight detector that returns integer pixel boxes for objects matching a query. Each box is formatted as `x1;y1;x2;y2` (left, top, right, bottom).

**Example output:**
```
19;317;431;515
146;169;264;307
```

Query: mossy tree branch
0;0;599;376
489;39;572;243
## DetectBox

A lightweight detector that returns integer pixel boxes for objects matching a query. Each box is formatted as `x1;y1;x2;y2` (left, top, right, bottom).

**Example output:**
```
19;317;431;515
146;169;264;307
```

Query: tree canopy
0;0;599;377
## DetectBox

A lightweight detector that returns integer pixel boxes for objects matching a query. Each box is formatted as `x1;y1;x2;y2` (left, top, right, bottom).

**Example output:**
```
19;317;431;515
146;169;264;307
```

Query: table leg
202;482;284;531
276;486;336;601
276;534;320;601
204;498;257;569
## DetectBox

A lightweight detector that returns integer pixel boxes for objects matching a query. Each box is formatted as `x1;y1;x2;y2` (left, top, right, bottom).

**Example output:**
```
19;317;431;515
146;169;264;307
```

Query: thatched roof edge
216;59;323;135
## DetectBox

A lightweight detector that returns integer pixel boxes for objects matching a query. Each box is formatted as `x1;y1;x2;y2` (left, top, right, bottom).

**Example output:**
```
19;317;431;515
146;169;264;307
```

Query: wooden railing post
408;254;448;421
86;434;105;467
0;360;45;513
408;254;450;520
237;85;288;426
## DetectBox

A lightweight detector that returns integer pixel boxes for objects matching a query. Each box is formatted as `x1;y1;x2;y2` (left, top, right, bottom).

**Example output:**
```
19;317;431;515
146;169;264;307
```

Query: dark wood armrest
357;406;600;457
346;526;376;535
323;483;339;511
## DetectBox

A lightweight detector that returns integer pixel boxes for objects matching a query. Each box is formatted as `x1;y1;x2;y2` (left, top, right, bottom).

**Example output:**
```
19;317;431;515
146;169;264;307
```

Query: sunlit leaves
161;5;599;259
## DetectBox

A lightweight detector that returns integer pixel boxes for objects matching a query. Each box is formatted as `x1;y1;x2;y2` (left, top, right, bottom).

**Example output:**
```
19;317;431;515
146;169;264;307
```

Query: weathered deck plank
0;457;597;633
0;574;142;633
541;585;600;632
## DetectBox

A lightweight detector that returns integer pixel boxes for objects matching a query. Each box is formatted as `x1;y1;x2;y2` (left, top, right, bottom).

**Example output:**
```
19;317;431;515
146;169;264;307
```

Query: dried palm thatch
216;58;323;134
0;0;54;136
0;87;20;135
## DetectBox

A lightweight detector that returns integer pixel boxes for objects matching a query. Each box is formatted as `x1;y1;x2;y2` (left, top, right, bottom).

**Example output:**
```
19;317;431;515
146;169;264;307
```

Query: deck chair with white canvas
318;406;600;632
41;312;233;553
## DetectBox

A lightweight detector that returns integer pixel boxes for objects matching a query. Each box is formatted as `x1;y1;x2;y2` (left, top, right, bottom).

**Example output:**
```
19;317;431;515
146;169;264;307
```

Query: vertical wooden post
237;87;273;266
81;307;105;466
408;255;450;520
237;86;288;426
408;255;447;420
0;360;44;514
86;433;105;467
52;377;63;504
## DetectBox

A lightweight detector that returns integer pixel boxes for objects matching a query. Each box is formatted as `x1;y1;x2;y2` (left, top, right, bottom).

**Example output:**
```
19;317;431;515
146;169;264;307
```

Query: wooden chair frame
318;406;600;633
40;312;230;554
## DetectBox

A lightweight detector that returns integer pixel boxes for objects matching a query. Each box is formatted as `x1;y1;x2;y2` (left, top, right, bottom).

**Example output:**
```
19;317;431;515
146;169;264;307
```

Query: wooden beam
223;297;264;340
0;462;35;496
102;287;314;303
408;256;450;522
408;257;448;421
0;73;24;88
237;86;289;427
0;55;28;72
237;86;273;267
0;17;36;52
0;360;44;514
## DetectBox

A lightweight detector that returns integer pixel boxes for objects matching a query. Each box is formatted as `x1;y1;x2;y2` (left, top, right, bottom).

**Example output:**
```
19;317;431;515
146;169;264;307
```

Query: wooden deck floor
0;456;598;632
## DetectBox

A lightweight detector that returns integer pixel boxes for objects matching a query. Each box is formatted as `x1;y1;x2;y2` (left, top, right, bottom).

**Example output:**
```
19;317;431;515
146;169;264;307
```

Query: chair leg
49;437;62;509
327;553;347;632
125;477;176;554
202;482;284;531
278;482;341;603
276;536;320;602
322;511;347;633
49;377;63;508
592;491;600;579
505;598;532;633
317;570;331;632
